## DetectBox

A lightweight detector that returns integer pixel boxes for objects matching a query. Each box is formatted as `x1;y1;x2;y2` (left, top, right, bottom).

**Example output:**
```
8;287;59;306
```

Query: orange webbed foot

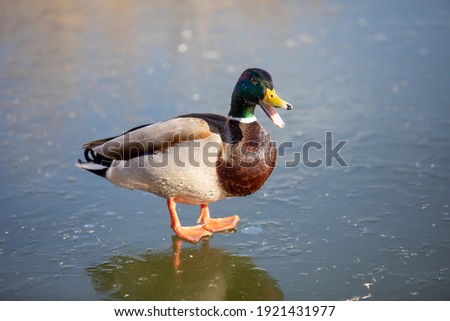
172;224;212;243
167;199;212;243
197;204;240;232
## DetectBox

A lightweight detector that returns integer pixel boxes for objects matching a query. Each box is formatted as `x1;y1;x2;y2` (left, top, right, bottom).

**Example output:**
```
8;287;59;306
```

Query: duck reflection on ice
87;238;283;300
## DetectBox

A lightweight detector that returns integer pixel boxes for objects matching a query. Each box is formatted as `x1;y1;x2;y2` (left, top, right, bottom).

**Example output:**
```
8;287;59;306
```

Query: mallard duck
77;68;292;242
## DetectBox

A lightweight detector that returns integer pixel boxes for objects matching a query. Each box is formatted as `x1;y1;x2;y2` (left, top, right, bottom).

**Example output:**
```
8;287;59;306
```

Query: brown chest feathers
217;120;276;197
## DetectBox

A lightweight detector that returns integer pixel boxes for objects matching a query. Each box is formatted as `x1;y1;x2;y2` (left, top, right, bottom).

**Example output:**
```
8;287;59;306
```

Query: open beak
259;88;293;128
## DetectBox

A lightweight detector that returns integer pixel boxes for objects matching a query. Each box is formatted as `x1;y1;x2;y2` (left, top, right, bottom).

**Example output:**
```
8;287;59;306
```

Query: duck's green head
229;68;293;128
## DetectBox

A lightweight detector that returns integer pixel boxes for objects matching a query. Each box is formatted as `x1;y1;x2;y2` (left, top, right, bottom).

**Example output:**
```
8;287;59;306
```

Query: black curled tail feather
84;148;113;167
77;122;153;178
76;148;113;178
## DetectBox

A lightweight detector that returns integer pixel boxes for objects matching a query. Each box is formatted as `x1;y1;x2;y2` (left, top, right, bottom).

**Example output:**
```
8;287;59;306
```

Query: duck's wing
79;113;226;164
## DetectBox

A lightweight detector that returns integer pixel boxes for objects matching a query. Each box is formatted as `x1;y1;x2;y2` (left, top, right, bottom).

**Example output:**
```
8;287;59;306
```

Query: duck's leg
197;204;240;232
167;199;212;243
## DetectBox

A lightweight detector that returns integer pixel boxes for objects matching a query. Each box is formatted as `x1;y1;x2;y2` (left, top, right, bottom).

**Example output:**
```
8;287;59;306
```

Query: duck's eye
250;77;258;84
